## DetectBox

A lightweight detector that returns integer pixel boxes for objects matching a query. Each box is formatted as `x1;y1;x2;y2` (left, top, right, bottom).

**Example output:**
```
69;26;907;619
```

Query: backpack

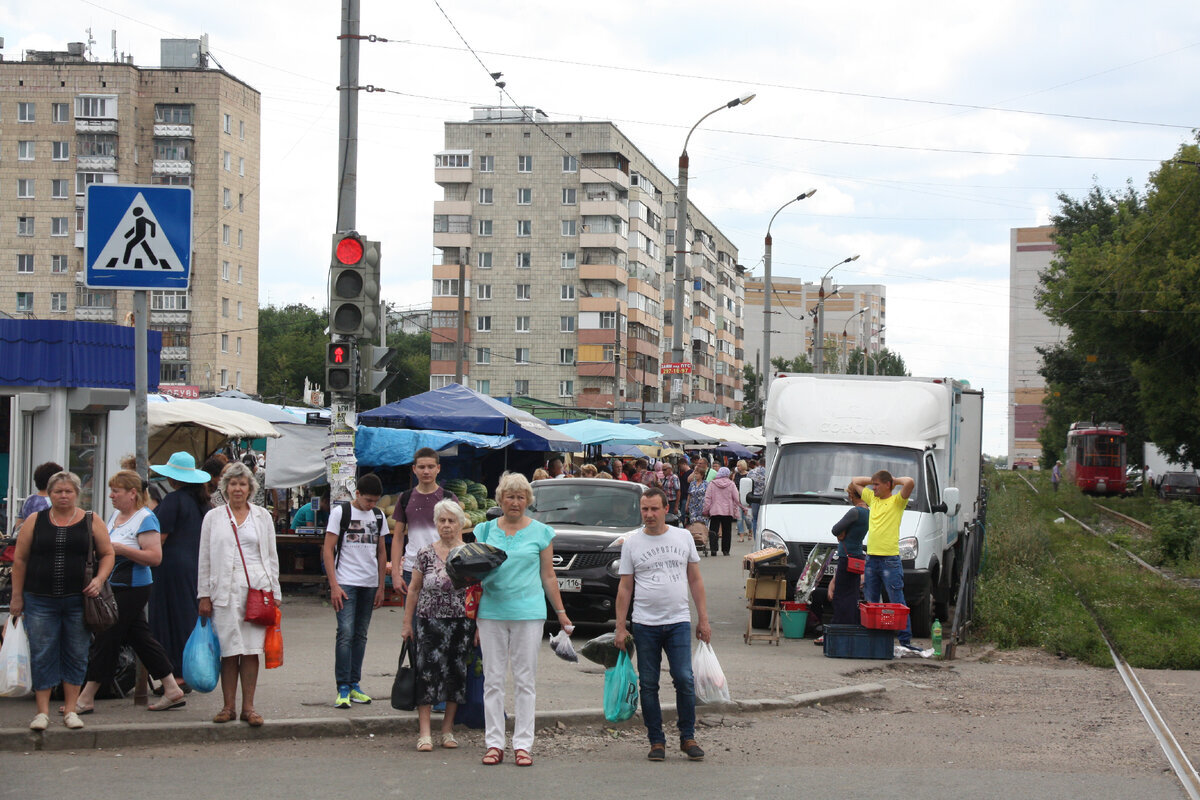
333;501;386;568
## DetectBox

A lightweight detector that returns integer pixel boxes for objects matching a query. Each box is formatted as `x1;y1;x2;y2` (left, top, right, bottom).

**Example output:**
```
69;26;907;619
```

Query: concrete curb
0;683;886;752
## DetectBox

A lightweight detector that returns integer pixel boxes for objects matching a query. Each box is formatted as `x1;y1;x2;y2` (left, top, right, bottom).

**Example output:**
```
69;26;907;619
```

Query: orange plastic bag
265;606;283;669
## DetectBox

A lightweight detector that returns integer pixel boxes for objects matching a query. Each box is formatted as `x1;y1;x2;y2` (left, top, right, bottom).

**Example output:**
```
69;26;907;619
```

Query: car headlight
760;528;786;551
899;537;918;560
606;558;622;578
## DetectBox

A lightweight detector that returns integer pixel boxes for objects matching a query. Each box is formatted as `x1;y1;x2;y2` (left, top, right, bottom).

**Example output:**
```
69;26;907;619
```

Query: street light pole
763;189;816;401
670;93;755;423
842;307;867;374
815;254;860;373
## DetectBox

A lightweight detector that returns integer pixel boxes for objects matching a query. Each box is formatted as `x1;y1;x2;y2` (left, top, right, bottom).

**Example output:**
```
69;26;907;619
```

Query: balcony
581;166;628;187
152;159;192;176
432;296;470;312
434;199;472;216
76;119;117;134
77;155;117;171
160;346;190;362
579;198;628;220
627;308;657;329
579;231;626;250
432;263;470;280
150;310;189;324
75;307;114;321
154;123;193;138
579;262;627;284
579;296;624;313
434;167;473;185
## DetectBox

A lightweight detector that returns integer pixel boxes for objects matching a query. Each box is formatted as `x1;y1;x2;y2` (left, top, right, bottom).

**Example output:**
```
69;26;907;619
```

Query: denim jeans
334;585;377;688
863;555;912;645
631;621;696;745
22;593;90;691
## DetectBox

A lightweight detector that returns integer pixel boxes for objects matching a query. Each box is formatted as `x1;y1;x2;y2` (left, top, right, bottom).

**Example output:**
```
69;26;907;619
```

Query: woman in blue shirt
474;472;573;768
73;470;188;713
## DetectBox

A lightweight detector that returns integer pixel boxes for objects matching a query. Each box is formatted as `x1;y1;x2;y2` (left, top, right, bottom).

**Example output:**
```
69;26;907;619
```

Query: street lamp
841;307;868;374
670;92;756;423
762;189;817;401
867;324;886;374
815;254;860;373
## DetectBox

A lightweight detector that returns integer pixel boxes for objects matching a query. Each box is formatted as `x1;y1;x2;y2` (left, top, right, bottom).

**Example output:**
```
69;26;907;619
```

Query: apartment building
430;106;744;417
743;276;886;372
0;39;260;394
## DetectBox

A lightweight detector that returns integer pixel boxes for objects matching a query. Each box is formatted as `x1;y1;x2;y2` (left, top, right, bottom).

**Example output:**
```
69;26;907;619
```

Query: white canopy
148;400;281;464
680;418;766;447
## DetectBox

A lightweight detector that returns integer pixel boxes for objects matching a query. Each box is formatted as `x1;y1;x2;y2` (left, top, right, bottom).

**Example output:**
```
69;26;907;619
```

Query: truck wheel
909;584;934;638
751;609;773;630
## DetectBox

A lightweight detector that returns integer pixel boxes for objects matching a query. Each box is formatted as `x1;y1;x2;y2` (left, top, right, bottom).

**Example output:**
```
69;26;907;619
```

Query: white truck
753;374;984;637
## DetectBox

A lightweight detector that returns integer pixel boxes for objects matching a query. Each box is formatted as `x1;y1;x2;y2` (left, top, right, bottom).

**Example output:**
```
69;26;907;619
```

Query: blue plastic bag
454;645;486;729
603;649;639;722
181;617;221;693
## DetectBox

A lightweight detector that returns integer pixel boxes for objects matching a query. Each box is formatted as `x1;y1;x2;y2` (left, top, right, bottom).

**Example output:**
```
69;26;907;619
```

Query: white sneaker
29;713;49;731
64;711;85;729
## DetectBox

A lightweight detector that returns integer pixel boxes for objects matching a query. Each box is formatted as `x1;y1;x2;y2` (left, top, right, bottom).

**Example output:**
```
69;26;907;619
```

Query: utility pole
454;250;465;385
612;313;622;422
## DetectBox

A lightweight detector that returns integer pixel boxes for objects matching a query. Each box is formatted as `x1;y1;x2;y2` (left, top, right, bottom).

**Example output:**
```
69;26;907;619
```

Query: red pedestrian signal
331;344;348;364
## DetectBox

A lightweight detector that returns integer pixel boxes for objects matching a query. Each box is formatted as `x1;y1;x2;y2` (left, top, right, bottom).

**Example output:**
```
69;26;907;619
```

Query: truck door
925;452;952;546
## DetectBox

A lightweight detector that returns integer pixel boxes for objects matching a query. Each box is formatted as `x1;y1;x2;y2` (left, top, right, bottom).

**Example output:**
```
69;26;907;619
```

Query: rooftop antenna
85;27;95;60
111;30;117;62
491;72;504;105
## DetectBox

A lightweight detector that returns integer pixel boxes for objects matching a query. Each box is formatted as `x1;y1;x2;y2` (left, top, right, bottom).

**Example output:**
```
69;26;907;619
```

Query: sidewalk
0;538;895;750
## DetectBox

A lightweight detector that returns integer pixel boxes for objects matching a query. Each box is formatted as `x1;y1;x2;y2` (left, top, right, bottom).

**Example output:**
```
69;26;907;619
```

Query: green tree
844;347;909;376
770;354;814;374
256;303;326;403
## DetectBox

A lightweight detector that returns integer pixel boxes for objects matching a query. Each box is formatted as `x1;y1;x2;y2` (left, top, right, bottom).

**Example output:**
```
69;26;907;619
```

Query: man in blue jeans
847;470;921;652
614;488;711;762
323;474;387;708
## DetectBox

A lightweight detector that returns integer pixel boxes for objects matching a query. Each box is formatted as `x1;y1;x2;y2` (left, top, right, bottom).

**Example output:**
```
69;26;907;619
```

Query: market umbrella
147;400;282;463
553;419;661;446
637;422;720;445
680;418;766;447
195;395;306;425
715;441;756;458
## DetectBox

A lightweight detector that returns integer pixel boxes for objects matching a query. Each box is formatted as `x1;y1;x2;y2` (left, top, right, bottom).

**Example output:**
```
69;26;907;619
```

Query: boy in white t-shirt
323;473;387;709
614;488;711;763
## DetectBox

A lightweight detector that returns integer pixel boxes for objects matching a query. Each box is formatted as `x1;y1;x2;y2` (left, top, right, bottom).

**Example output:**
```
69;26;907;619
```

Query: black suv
529;478;646;623
1159;471;1200;502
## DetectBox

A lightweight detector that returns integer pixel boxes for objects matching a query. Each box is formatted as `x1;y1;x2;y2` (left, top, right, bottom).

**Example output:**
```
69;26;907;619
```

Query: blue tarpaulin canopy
357;383;581;452
355;426;515;467
553;419;662;446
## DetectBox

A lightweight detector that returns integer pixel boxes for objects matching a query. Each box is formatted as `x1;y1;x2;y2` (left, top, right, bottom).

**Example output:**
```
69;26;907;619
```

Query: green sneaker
335;687;351;709
348;685;372;704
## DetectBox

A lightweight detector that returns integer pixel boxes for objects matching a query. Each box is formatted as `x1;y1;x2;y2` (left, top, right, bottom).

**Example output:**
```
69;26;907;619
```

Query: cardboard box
745;576;787;601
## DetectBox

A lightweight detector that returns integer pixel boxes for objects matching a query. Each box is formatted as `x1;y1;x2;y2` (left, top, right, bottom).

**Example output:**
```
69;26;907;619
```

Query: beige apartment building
430;107;744;418
0;39;260;395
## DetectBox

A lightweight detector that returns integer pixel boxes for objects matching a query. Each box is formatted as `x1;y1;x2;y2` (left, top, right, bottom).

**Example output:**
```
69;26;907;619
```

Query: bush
1152;502;1200;563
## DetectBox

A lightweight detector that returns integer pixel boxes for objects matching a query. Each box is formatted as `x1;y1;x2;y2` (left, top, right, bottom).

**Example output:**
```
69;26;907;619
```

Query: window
221;334;229;353
17;180;34;199
560;316;576;333
515;252;531;269
475;379;490;395
17;103;35;122
222;298;229;317
18;141;34;161
238;230;244;249
153;175;192;187
517;188;532;205
220;369;228;388
150;291;188;310
562;220;578;236
435;152;471;168
75;96;114;118
600;311;617;329
478;155;494;172
222;225;231;245
51;218;69;237
223;188;232;209
430;375;455;390
223;113;232;134
518;155;532;172
239;120;245;140
476;283;491;300
238;193;244;212
560;284;576;300
153;138;191;160
562;188;577;205
561;252;577;269
79;287;115;308
51;255;68;273
559;380;574;397
237;301;243;320
430;342;457;361
559;348;575;365
52;179;69;199
236;337;242;355
665;230;675;245
514;380;530;396
78;134;117;157
17;255;33;273
53;142;69;160
76;207;85;232
477;251;493;269
432;279;460;296
223;151;232;171
516;284;531;300
515;348;530;364
51;293;67;313
16;292;33;312
476;347;491;365
235;371;242;390
515;316;530;333
154;104;192;124
476;316;492;332
222;261;231;281
17;217;34;237
52;103;70;123
562;155;578;172
477;187;493;204
239;157;245;177
602;345;615;361
517;220;532;237
478;219;493;236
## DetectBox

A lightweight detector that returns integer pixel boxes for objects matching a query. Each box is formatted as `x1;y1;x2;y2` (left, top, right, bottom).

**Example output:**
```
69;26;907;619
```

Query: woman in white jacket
197;461;280;727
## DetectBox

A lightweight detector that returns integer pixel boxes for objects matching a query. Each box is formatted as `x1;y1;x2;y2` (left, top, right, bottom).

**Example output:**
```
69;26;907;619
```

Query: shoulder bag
82;511;119;633
227;506;277;626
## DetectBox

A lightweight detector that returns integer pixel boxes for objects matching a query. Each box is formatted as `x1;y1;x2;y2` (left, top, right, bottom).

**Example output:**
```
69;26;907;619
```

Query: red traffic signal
335;235;364;265
329;343;350;365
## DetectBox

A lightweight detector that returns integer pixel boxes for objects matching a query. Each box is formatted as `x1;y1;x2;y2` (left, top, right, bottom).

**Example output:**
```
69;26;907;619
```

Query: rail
945;482;987;659
1095;502;1153;532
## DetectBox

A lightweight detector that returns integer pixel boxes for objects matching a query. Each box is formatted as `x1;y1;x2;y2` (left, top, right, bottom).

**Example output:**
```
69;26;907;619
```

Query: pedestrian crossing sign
85;184;193;290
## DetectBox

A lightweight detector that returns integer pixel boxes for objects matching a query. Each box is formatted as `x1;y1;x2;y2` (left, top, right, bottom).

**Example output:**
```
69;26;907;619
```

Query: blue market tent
715;440;756;459
357;383;581;452
553;419;661;447
355;426;515;467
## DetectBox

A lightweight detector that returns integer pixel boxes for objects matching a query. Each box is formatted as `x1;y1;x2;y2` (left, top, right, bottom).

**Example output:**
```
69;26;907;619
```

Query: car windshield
767;442;926;510
1166;473;1199;487
529;483;643;528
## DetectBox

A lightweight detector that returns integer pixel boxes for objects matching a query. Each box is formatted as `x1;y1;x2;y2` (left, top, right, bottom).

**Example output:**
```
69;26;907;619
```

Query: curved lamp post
815;254;860;373
670;93;755;423
762;189;817;402
841;307;868;374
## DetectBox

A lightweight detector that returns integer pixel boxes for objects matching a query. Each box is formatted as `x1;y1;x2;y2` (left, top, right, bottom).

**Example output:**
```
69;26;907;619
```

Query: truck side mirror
747;493;761;504
935;487;961;516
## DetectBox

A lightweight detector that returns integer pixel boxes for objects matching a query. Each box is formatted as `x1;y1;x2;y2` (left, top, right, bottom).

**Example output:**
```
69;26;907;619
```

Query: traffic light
328;232;380;338
326;340;355;394
360;239;382;342
359;344;398;395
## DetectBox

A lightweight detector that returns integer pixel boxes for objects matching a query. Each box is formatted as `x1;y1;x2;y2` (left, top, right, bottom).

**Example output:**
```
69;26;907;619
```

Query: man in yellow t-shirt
848;470;918;650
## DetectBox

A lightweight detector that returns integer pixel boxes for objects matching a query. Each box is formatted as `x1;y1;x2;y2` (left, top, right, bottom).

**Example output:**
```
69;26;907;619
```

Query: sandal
240;710;265;727
514;749;533;767
482;747;504;765
442;732;459;749
212;708;236;724
417;735;433;752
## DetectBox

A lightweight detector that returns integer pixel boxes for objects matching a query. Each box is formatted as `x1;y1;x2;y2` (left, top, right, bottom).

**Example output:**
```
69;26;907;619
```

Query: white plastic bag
0;617;33;698
693;641;730;704
549;627;578;663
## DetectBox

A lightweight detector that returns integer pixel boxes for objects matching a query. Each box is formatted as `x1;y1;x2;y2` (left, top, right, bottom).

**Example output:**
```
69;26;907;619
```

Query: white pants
478;618;543;752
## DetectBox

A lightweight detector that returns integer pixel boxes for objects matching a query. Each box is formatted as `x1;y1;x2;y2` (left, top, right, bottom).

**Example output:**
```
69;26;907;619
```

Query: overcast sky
8;1;1200;454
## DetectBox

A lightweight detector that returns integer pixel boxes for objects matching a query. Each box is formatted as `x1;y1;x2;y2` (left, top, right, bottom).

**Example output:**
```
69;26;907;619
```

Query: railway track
1095;501;1153;532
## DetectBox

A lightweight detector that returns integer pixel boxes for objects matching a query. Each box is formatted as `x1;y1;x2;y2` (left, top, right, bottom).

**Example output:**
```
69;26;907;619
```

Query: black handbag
82;512;119;634
390;640;418;711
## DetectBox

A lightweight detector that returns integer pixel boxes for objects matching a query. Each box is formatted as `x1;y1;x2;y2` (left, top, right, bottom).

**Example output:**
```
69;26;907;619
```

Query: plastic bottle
931;619;943;659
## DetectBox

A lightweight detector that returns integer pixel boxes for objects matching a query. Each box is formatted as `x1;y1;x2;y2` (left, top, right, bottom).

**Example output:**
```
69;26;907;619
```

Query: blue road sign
85;184;193;290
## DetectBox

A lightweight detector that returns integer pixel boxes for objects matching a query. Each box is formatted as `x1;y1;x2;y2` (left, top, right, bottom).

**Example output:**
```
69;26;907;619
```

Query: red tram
1065;421;1127;495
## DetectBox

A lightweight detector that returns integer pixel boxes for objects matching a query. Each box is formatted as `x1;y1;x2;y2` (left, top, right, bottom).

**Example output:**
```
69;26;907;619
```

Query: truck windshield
767;442;926;510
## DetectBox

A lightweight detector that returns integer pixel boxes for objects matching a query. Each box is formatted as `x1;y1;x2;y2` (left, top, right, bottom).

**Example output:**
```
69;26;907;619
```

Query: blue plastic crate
823;624;894;659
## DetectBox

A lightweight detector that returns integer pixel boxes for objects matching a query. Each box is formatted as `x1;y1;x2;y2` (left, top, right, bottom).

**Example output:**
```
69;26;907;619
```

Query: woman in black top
9;471;113;732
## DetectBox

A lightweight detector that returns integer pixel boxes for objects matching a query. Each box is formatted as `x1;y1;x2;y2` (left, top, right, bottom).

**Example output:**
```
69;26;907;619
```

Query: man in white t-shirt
614;488;711;763
324;473;387;709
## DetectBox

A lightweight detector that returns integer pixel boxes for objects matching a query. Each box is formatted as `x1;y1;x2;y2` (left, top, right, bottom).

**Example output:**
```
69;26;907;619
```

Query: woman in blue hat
146;451;213;689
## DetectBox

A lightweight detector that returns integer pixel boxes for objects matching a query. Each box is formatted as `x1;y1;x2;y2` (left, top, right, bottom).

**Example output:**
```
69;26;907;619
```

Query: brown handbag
226;506;277;626
82;511;119;633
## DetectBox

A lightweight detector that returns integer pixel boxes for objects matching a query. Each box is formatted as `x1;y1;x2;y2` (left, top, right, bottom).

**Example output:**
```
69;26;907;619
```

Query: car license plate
824;561;837;576
557;577;582;592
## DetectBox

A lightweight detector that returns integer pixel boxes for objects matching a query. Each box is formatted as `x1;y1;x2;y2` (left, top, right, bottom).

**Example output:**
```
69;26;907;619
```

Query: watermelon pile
444;479;495;529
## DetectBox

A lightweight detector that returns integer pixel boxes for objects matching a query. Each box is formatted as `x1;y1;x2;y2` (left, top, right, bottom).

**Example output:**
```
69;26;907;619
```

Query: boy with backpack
324;473;387;708
390;448;458;597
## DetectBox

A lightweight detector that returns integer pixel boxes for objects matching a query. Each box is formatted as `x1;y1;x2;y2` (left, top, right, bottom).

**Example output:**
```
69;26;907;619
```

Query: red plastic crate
860;602;909;631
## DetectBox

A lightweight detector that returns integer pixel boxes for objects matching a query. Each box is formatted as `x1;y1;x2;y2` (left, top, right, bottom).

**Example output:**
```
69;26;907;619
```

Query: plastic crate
860;602;910;631
823;624;894;659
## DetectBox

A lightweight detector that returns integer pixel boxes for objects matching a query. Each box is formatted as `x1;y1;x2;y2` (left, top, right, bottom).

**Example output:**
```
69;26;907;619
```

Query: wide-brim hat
150;451;212;484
